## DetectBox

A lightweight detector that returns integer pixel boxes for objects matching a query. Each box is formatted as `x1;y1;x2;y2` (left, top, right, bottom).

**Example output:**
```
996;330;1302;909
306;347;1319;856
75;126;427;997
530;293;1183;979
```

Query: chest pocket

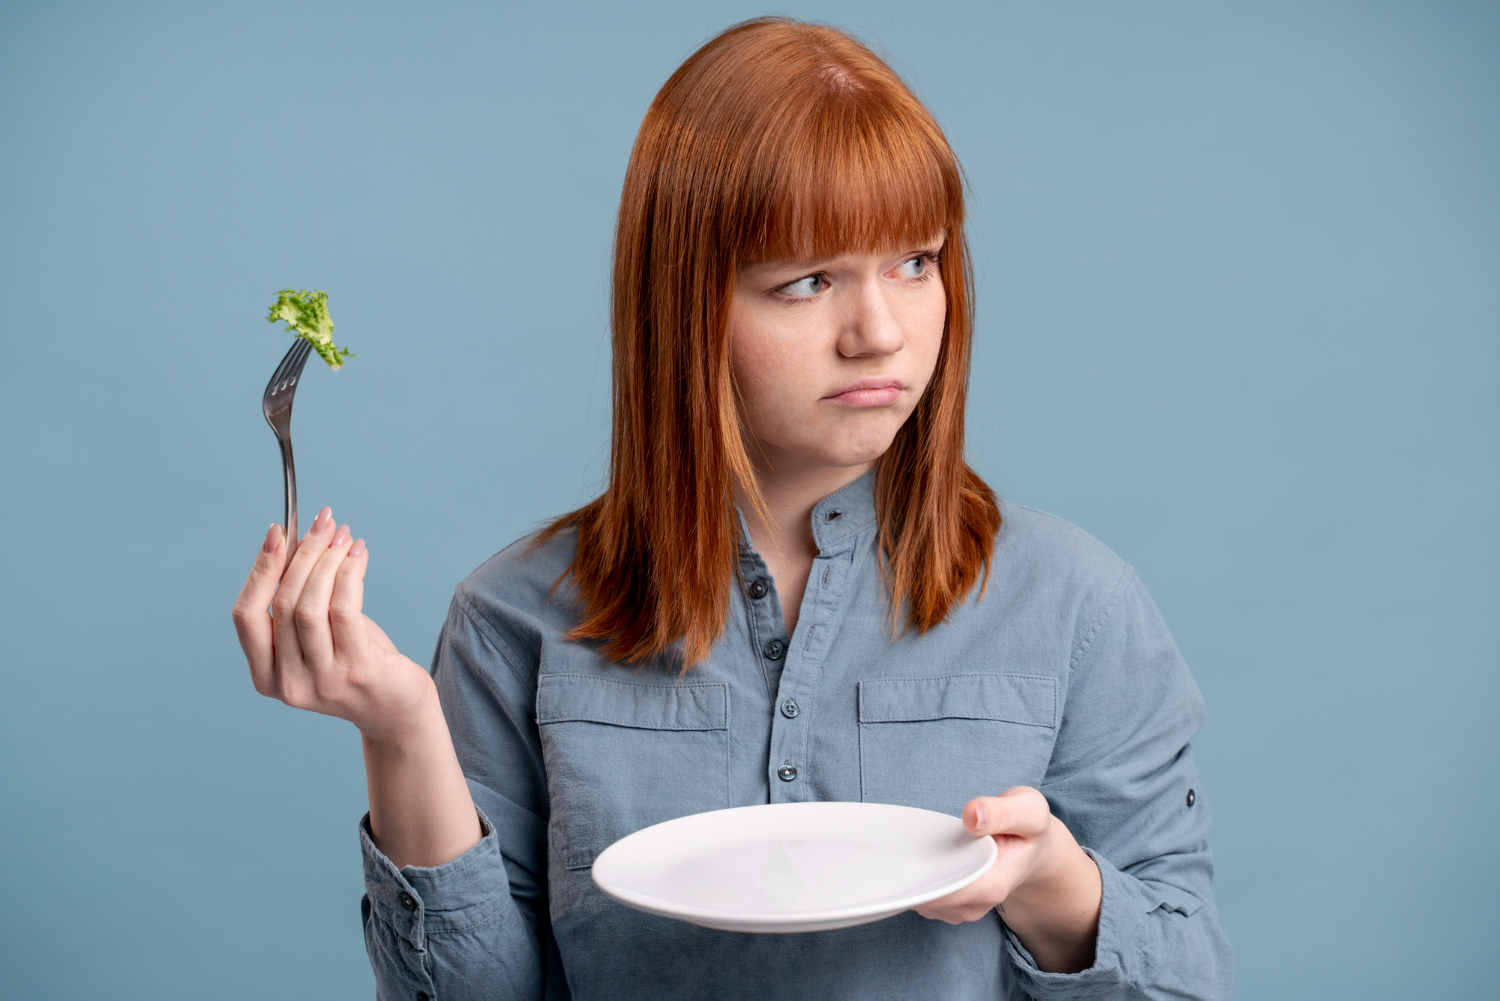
537;674;730;870
858;673;1057;818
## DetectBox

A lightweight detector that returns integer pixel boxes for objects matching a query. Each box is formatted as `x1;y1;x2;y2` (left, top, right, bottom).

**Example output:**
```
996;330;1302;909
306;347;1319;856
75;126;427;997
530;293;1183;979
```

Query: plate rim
590;801;999;929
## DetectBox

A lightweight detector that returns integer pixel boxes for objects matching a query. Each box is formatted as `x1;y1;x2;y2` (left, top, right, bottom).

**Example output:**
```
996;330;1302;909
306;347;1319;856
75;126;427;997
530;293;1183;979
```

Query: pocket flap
537;674;728;731
1147;882;1205;917
858;673;1057;728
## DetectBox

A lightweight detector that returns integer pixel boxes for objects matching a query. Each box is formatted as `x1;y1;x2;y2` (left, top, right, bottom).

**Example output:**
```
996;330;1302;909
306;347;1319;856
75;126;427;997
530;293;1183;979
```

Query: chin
808;429;899;468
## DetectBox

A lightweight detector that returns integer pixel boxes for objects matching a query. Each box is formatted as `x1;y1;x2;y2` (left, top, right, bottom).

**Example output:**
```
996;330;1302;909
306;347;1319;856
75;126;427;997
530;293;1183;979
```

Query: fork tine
264;339;313;399
264;340;303;398
285;338;312;387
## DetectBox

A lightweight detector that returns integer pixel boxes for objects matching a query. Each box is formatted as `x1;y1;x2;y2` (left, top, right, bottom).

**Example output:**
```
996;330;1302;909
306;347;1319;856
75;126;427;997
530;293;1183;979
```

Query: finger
293;523;354;672
270;506;335;667
231;523;288;693
912;883;982;920
329;537;370;657
912;869;1008;924
965;786;1051;839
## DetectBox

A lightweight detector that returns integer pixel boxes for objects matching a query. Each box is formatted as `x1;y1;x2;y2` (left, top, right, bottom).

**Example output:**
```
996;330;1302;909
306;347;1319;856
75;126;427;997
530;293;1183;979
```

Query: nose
836;275;906;359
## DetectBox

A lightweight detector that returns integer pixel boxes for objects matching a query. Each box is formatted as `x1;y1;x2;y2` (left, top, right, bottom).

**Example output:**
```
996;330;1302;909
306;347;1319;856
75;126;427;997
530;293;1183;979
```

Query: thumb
364;616;399;654
964;787;1051;839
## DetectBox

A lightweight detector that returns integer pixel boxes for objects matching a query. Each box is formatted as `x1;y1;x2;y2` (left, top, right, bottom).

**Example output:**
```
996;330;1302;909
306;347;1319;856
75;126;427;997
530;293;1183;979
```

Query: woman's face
728;233;948;477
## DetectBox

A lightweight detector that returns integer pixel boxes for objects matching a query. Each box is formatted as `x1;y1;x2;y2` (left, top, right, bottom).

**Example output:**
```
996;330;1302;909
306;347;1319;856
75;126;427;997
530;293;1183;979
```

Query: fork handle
279;436;299;571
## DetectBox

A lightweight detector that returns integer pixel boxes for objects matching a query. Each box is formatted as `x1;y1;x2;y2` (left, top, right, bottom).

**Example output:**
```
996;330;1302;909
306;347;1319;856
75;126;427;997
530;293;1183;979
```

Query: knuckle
292;604;323;631
311;675;343;704
278;681;312;709
1005;785;1049;817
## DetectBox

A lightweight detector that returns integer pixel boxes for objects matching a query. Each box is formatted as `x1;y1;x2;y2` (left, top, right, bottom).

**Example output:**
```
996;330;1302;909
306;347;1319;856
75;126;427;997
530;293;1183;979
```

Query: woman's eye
778;274;827;298
896;254;929;279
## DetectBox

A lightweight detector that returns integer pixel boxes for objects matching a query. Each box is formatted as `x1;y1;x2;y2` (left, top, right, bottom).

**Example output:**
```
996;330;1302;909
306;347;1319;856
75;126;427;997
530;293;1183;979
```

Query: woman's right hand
231;506;438;743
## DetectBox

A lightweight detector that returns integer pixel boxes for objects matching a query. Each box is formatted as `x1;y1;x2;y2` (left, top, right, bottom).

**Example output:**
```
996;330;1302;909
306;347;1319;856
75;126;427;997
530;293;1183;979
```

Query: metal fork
262;339;313;571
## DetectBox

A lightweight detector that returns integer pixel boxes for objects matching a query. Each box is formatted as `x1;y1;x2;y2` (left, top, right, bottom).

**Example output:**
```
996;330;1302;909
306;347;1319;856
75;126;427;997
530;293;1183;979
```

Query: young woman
233;16;1232;1000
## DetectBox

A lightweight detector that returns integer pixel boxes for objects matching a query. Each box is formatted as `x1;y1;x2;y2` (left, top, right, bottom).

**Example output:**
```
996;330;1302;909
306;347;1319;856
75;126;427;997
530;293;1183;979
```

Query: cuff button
1186;788;1196;808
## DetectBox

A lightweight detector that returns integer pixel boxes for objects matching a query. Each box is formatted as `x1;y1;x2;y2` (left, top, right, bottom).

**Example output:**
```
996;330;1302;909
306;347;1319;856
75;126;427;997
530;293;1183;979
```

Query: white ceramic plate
591;801;997;933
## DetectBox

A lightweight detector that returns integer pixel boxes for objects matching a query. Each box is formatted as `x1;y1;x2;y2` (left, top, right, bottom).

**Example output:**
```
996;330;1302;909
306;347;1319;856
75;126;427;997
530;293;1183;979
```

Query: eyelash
771;251;943;305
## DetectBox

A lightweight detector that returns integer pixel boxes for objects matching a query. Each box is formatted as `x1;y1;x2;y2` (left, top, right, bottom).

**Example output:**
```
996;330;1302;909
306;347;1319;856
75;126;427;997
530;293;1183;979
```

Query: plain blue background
2;1;1495;997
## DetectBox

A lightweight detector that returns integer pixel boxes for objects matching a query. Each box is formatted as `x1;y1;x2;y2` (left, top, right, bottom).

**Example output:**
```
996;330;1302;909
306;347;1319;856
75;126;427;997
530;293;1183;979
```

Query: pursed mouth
823;378;906;399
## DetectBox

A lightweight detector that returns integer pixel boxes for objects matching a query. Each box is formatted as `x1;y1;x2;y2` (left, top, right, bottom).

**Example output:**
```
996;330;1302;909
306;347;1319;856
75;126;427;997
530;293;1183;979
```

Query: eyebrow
745;238;946;273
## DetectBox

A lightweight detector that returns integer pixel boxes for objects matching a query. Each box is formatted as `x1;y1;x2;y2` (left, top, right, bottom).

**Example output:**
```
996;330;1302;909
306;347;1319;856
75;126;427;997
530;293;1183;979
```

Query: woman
233;16;1232;1000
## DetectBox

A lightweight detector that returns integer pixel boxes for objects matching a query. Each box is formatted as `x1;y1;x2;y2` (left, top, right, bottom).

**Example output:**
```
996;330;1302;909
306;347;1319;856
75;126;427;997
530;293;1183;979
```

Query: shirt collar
734;467;878;559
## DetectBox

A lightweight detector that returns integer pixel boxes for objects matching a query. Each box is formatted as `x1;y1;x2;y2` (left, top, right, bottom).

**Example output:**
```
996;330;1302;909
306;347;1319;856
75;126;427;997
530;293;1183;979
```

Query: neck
735;457;874;560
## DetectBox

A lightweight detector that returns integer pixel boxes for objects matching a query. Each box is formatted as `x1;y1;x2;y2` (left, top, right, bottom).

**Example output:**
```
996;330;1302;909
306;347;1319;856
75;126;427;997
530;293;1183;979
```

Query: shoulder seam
1008;501;1080;525
451;585;539;694
1069;561;1137;674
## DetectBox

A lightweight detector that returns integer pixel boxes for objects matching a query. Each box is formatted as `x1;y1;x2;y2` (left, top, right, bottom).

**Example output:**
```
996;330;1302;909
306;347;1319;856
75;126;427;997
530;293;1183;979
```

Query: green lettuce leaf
266;289;353;370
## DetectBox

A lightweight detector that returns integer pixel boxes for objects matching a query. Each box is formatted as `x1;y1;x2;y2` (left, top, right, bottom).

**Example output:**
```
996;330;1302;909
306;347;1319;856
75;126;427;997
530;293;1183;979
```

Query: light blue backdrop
2;1;1495;997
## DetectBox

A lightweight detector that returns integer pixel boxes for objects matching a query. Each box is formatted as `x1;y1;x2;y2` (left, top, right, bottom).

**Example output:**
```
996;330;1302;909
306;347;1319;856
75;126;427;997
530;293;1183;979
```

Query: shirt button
763;638;786;660
1186;788;1196;808
777;765;798;782
780;699;799;719
748;579;769;599
400;893;417;911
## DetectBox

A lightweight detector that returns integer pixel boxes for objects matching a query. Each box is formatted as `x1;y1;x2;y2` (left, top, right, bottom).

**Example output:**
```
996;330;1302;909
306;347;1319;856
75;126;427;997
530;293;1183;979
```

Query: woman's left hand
911;786;1103;974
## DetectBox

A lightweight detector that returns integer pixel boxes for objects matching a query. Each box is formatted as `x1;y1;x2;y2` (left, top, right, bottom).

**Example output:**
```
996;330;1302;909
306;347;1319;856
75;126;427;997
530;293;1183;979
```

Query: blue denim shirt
358;470;1233;999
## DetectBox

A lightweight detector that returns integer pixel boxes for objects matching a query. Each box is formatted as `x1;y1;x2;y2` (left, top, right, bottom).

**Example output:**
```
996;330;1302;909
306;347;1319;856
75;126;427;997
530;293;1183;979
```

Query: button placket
765;551;852;804
740;479;870;805
739;553;782;700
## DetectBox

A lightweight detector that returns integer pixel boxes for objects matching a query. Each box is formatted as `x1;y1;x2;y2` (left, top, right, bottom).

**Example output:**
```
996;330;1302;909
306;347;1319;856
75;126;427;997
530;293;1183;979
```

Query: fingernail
973;805;988;831
262;524;281;554
312;507;332;533
332;526;350;548
349;539;366;558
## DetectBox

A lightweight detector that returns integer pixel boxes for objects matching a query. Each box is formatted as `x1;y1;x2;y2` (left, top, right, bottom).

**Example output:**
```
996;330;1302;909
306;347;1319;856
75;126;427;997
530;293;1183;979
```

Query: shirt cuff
359;805;509;943
1002;846;1139;998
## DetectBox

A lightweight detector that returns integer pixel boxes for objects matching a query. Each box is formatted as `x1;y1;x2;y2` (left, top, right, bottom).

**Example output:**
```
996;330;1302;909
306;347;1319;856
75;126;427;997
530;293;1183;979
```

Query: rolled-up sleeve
1008;565;1234;1000
358;590;553;1000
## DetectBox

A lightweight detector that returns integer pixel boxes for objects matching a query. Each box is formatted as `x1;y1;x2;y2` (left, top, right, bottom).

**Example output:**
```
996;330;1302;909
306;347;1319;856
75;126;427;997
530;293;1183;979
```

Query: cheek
916;290;947;365
730;323;818;414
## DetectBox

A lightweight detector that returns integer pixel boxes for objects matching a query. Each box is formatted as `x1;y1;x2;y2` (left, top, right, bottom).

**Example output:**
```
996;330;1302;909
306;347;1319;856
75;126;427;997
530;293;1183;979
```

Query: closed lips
825;378;905;398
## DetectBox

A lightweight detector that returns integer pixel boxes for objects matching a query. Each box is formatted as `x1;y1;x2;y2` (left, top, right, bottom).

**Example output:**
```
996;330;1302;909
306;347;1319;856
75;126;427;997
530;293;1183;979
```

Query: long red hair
529;15;1000;671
